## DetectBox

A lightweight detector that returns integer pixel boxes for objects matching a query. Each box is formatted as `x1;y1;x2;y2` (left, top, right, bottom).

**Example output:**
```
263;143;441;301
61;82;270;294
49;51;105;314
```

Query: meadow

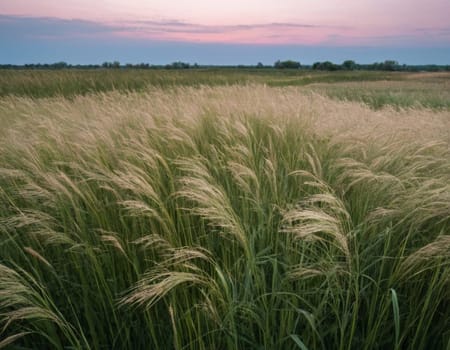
0;70;449;349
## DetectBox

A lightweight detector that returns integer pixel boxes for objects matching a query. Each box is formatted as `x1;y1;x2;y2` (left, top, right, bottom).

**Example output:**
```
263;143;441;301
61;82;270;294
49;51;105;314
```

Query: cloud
322;30;450;47
0;15;346;44
121;20;325;33
1;15;449;46
0;15;118;39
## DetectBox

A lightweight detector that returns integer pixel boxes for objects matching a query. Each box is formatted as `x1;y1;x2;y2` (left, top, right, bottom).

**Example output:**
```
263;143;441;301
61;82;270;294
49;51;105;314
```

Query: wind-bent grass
0;86;449;349
2;69;449;110
308;76;450;110
0;69;403;97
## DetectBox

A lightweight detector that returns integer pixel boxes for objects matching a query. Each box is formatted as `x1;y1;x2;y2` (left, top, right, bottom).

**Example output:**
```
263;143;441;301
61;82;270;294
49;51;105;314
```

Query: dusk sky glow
1;0;449;64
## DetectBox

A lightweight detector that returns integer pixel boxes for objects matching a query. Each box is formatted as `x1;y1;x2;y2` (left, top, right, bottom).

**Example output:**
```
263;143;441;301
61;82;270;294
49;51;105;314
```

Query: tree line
274;59;449;72
0;60;448;72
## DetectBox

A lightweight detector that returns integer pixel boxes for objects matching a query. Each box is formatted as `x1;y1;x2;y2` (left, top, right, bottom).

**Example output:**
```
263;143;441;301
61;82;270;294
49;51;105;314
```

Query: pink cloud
109;21;350;45
1;15;449;47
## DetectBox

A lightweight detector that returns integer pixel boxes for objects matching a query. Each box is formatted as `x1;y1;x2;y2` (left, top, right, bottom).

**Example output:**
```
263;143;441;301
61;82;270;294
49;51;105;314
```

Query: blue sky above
1;6;449;65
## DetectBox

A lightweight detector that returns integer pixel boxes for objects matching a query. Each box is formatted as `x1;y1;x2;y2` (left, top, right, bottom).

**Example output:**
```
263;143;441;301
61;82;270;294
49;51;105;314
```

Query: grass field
1;69;449;110
0;71;450;349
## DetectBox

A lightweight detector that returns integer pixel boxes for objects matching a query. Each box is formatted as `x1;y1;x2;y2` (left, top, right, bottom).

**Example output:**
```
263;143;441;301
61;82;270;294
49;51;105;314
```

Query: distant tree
256;62;264;68
51;61;68;69
112;61;121;69
2;62;448;72
312;61;339;71
382;60;399;71
342;60;356;70
274;60;301;69
365;60;400;71
166;61;190;69
325;61;338;71
312;62;321;70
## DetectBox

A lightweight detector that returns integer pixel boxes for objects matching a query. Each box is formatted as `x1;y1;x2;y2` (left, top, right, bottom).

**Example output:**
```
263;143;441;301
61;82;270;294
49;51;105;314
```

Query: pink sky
1;0;450;45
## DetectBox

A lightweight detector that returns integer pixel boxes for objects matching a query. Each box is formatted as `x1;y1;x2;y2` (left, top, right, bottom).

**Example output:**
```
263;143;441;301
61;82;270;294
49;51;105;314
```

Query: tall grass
310;78;450;110
0;69;416;97
0;86;449;349
2;69;449;110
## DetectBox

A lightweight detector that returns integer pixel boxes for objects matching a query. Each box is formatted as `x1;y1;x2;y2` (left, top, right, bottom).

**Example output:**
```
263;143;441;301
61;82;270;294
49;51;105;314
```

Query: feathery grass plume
305;144;323;180
121;270;209;309
132;233;173;253
334;157;404;195
284;169;351;259
129;234;234;340
0;332;31;349
285;266;326;280
23;247;52;268
1;80;450;348
1;209;57;232
282;207;350;259
120;242;217;308
227;161;260;198
388;234;450;349
109;159;177;239
99;230;127;257
0;264;86;348
176;157;250;259
397;234;450;280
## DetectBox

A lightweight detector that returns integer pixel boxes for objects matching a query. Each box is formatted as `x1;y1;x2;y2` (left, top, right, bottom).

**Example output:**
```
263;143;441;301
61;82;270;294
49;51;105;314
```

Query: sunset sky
1;0;449;64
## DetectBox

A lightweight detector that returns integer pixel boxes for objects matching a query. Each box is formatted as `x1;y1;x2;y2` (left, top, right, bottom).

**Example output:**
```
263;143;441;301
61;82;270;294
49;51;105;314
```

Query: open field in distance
0;73;449;349
1;69;449;110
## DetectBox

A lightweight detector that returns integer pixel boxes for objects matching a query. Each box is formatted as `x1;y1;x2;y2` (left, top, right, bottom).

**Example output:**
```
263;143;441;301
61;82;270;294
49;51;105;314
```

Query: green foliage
0;69;404;97
274;60;301;69
165;61;191;69
342;60;357;71
0;69;261;98
312;61;340;71
0;86;449;348
1;61;448;72
314;79;450;110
